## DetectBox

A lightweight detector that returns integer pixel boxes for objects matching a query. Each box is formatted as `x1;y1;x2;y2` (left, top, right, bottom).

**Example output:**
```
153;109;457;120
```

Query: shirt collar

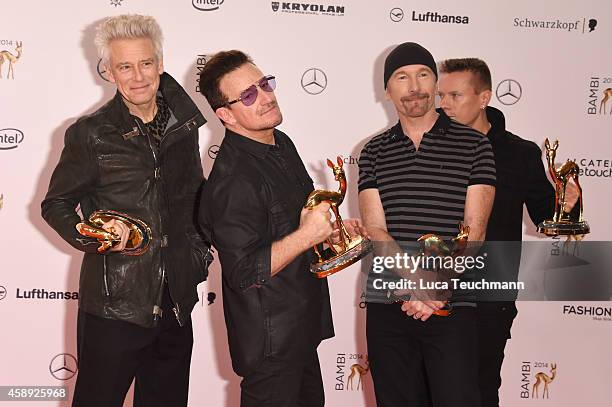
389;111;451;141
224;128;283;159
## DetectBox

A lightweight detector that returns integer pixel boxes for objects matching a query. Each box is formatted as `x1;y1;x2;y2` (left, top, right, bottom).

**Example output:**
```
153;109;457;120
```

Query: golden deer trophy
537;139;589;237
305;157;372;278
396;223;471;317
418;223;470;257
76;210;152;255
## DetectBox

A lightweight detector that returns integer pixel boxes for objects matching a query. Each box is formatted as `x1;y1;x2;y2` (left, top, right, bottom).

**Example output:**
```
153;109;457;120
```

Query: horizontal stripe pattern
359;119;495;242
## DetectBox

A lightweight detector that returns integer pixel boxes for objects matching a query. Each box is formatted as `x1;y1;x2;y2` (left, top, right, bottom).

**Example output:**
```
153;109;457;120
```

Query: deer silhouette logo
0;41;23;79
532;363;557;399
346;361;369;391
599;88;612;115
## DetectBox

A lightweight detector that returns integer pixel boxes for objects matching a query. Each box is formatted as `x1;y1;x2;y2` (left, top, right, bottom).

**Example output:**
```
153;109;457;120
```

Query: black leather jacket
42;73;211;328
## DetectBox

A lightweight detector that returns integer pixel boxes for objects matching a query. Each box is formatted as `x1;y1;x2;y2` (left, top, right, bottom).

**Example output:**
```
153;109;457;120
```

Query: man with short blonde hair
42;14;209;407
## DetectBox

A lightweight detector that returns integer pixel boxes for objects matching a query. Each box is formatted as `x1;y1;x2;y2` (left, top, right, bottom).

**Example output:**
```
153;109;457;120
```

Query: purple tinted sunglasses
226;75;276;108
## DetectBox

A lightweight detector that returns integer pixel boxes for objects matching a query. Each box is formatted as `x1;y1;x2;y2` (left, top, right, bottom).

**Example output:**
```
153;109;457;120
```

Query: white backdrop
1;0;611;406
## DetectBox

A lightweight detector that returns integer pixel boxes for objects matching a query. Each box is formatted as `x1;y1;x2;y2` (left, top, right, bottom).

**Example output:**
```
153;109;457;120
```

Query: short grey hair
95;14;163;64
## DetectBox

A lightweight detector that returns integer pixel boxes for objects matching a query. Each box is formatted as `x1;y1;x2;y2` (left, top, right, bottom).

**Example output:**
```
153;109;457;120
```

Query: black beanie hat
384;42;437;88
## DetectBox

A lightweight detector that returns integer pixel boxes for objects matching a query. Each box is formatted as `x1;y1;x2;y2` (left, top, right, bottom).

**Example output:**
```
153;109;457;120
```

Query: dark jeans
240;350;324;407
72;287;193;407
366;302;480;407
477;302;518;407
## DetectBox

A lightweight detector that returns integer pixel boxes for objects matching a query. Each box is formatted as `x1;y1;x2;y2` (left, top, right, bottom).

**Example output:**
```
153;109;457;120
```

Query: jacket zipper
135;115;197;327
156;114;198;328
103;256;110;296
135;118;175;324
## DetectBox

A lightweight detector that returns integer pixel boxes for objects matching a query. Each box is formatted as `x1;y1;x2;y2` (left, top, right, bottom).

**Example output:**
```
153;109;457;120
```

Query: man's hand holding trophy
305;157;373;278
76;210;153;256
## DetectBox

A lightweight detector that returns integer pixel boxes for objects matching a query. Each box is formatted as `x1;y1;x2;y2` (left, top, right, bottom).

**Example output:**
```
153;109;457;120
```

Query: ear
337;156;343;168
157;56;164;75
480;89;492;108
326;159;334;169
215;106;236;125
106;63;117;84
384;87;391;101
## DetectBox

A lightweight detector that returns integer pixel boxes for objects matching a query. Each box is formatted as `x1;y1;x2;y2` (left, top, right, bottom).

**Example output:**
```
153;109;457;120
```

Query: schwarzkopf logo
193;0;225;11
301;68;327;95
110;0;124;6
271;2;345;16
513;17;598;33
49;354;78;380
0;285;6;300
96;59;110;82
0;128;24;150
495;79;522;106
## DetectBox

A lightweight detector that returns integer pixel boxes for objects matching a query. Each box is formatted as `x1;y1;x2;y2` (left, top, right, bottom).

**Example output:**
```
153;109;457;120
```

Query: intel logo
193;0;224;11
0;128;24;150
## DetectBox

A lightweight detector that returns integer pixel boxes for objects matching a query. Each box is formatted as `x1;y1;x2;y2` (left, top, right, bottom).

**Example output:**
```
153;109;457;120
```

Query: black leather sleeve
41;121;100;253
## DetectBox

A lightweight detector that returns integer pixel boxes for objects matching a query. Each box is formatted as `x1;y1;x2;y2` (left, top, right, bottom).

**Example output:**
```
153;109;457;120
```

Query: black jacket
200;129;334;376
484;106;555;241
42;73;210;328
482;106;555;302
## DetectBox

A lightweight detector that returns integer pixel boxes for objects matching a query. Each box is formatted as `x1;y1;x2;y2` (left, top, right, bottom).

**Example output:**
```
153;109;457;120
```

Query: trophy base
310;237;373;278
537;220;590;237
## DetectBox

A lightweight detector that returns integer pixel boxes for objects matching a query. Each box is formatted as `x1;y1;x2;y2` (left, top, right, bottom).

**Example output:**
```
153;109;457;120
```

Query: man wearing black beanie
358;42;496;406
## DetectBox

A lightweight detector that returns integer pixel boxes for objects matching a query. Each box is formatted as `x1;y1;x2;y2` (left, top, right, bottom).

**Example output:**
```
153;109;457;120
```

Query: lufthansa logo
96;59;110;82
301;68;327;95
272;1;279;11
193;0;224;11
390;7;404;22
0;285;6;300
49;353;78;380
496;79;522;105
208;144;220;159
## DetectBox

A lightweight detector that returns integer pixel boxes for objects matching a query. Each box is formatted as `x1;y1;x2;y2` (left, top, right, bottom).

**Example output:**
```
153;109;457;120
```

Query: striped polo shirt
358;113;496;242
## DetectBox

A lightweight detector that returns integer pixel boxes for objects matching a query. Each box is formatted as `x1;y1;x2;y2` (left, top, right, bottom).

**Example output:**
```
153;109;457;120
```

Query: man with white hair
42;14;210;407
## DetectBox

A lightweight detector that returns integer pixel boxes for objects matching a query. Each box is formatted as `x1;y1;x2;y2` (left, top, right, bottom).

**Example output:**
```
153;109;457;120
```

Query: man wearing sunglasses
198;50;363;407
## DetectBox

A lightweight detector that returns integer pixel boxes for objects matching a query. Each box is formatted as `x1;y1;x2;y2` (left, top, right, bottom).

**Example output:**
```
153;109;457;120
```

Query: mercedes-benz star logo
208;144;220;159
49;353;78;380
496;79;522;106
301;68;327;95
0;285;6;300
97;59;110;82
390;7;404;22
